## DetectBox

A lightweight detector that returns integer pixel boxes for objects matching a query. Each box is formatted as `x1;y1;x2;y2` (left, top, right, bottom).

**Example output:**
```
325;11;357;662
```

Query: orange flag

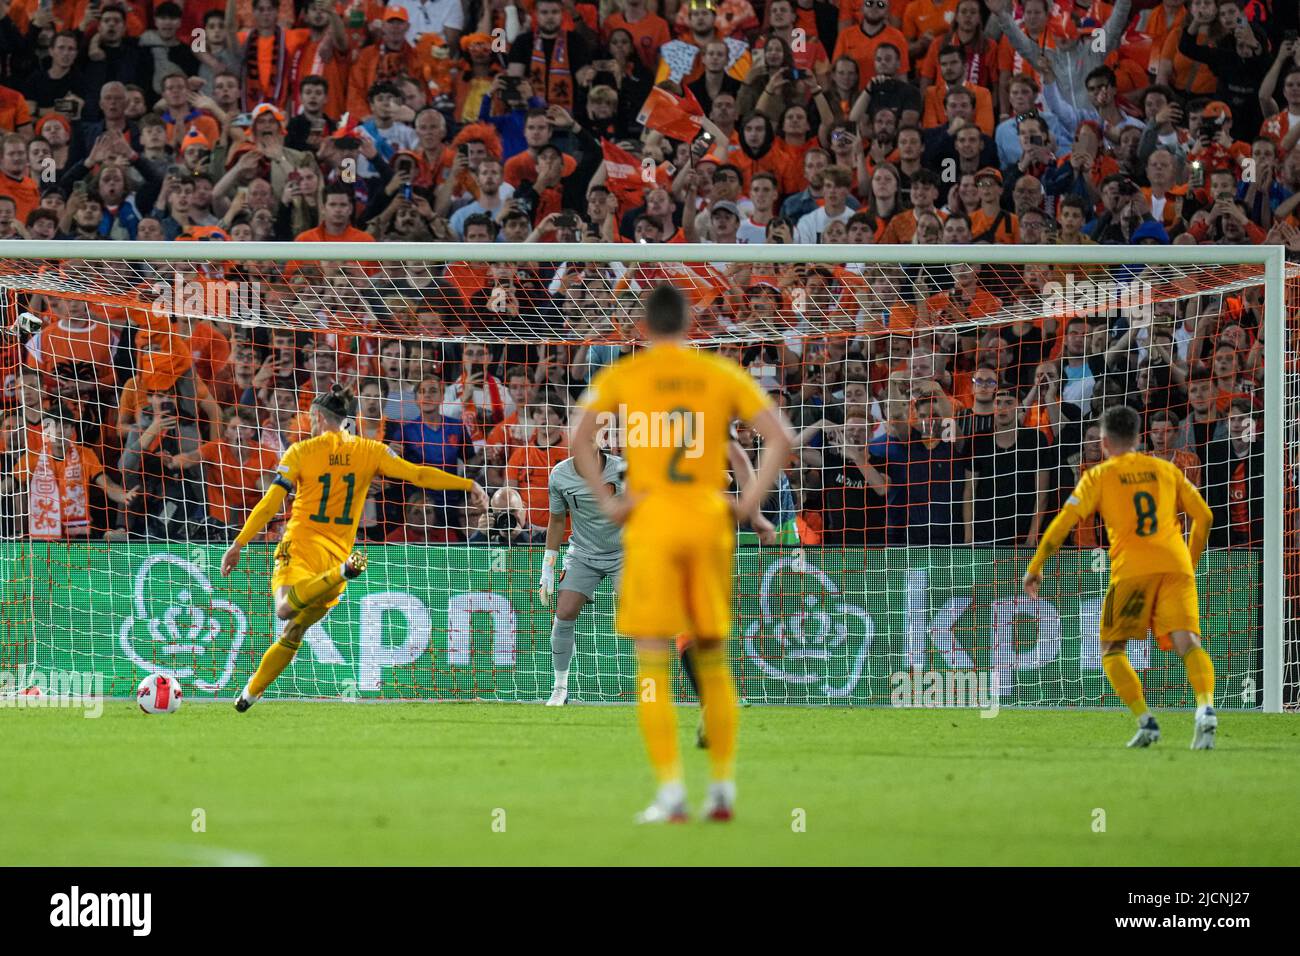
637;87;705;142
601;140;675;210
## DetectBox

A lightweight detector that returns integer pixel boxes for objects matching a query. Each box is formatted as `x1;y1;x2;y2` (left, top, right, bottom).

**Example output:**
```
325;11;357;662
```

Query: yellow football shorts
270;536;349;611
617;494;735;640
1100;572;1201;651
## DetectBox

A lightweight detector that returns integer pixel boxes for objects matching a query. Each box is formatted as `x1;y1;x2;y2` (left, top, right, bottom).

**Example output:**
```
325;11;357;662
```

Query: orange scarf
29;443;88;539
531;30;573;109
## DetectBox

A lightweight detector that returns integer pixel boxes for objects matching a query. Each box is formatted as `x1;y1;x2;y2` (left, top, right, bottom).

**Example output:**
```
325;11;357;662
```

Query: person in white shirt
794;166;853;243
442;342;516;438
737;171;779;243
391;0;465;49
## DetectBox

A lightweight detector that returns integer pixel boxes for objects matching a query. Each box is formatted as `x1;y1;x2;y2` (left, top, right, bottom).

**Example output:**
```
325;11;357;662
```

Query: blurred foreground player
571;285;795;822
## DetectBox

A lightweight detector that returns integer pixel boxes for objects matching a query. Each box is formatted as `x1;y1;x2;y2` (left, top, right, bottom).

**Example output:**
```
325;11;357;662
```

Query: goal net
0;241;1293;711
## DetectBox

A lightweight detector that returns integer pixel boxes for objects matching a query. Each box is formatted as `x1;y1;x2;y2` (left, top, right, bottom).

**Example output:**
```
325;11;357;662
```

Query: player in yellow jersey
220;385;489;712
1023;405;1218;750
570;285;795;823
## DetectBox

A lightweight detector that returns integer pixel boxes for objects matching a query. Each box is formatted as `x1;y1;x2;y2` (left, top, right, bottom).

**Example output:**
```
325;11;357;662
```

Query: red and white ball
137;674;183;714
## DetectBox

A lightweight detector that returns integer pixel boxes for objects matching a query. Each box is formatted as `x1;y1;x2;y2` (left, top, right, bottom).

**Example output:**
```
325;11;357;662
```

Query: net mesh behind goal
0;243;1292;709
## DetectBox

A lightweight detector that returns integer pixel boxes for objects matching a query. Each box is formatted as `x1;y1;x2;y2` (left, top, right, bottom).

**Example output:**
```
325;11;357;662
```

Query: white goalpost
0;240;1290;712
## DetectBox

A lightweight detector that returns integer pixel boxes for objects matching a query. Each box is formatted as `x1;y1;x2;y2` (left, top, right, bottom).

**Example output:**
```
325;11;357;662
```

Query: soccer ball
14;311;42;335
137;674;182;714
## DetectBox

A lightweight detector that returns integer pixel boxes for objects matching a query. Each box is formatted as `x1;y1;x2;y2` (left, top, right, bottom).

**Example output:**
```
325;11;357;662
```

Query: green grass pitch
2;703;1297;866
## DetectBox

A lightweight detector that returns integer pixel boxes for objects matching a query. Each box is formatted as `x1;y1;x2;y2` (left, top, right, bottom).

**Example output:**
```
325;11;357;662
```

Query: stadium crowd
0;0;1280;549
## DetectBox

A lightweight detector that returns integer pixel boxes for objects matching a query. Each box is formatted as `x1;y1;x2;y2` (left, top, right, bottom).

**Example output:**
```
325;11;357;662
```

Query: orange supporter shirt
199;440;279;524
503;150;579;189
1157;27;1217;96
1260;110;1296;157
118;376;218;439
770;137;819;194
188;320;233;387
996;30;1055;86
18;444;103;484
832;24;912;84
485;410;528;457
925;287;1003;327
859;297;914;332
969;207;1020;243
415;145;455;190
294;36;350;119
294;225;376;242
38;317;117;387
730;148;785;190
921;80;995;135
445;262;492;303
1159;448;1201;488
506;439;570;527
902;0;957;42
1140;5;1185;63
0;172;40;222
0;84;32;131
880;206;945;243
603;11;673;71
1214;386;1249;414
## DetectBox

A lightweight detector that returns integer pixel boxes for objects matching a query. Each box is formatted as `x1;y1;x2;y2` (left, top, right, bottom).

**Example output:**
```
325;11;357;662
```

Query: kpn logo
1042;274;1155;325
118;553;248;692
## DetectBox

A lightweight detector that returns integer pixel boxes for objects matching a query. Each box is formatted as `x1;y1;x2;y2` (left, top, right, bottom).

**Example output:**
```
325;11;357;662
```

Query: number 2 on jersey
310;472;358;525
665;406;696;484
1133;491;1158;537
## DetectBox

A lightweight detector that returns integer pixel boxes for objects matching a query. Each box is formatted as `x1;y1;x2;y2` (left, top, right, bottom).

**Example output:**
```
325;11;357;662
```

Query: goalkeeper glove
539;549;559;605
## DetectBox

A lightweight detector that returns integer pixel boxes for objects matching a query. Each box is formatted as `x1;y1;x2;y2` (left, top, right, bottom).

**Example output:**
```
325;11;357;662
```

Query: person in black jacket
513;118;602;229
687;39;742;117
77;5;155;116
1177;3;1271;139
1202;397;1265;549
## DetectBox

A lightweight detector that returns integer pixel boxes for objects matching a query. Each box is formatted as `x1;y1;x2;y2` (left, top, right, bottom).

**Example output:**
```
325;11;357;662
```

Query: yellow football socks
286;567;346;611
1182;644;1216;709
693;640;738;782
1102;649;1148;717
248;635;300;699
247;605;329;698
635;644;682;785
